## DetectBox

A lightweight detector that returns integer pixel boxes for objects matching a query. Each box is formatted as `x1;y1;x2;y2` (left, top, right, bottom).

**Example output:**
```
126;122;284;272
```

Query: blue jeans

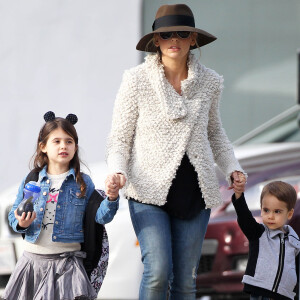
128;200;211;300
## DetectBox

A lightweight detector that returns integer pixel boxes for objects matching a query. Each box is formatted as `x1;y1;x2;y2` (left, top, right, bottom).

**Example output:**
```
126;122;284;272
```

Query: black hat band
152;15;195;31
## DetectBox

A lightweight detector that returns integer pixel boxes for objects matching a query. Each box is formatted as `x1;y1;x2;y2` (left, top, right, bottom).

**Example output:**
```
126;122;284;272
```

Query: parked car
196;104;300;299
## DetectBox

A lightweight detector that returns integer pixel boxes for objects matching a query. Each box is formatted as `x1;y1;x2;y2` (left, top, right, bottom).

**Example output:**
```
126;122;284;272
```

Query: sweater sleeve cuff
107;153;128;180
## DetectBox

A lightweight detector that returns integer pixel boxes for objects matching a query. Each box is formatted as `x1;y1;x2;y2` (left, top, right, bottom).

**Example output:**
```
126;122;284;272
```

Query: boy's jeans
128;199;211;300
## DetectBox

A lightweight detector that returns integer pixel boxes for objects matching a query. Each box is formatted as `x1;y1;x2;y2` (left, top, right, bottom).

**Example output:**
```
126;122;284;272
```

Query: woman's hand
105;173;126;201
116;173;126;188
14;209;36;228
228;171;246;199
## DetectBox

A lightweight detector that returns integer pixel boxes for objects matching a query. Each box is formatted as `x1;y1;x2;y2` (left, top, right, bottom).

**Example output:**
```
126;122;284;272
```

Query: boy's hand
105;173;124;201
228;171;246;199
14;209;36;228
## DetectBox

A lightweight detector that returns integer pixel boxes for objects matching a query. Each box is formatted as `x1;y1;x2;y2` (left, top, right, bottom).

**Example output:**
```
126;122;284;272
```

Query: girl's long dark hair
31;117;87;198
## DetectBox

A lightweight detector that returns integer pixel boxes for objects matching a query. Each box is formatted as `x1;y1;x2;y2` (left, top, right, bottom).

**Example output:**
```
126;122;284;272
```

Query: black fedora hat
136;4;217;52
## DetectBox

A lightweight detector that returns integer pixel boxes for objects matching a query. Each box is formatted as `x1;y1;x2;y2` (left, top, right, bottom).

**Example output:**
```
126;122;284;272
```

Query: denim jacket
8;166;119;244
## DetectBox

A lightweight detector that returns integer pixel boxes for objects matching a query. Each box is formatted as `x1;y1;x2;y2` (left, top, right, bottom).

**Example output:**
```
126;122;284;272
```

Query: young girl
106;4;246;299
3;111;120;300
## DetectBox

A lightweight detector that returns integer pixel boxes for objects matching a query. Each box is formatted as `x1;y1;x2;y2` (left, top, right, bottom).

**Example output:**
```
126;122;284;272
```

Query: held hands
105;173;126;201
14;209;36;228
228;171;246;199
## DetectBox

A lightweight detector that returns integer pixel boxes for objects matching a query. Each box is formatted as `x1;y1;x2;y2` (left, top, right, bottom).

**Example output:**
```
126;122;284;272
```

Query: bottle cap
25;181;41;193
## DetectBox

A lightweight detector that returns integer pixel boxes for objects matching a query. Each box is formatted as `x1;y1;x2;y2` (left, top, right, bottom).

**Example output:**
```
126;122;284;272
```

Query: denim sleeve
82;173;95;200
8;176;28;233
95;196;119;224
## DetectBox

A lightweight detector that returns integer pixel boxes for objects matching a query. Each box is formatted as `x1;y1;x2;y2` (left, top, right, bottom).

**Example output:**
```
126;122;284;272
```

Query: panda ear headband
43;111;78;125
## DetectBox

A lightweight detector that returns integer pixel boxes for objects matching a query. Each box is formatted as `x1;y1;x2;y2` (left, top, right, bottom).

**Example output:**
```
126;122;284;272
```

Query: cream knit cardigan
107;53;245;208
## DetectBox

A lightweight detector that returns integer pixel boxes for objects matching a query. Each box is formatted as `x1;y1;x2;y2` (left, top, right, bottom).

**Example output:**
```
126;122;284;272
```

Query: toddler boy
232;180;300;300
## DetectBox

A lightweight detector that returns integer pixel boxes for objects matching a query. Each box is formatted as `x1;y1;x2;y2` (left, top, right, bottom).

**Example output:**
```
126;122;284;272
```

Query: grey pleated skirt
2;251;98;300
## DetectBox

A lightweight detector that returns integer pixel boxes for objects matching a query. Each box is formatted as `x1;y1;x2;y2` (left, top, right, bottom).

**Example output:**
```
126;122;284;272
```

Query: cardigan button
43;191;47;196
57;205;60;209
46;180;50;184
40;208;43;212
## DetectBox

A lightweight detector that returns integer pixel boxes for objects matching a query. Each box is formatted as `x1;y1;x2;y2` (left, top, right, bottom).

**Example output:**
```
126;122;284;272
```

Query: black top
130;153;205;219
161;153;206;219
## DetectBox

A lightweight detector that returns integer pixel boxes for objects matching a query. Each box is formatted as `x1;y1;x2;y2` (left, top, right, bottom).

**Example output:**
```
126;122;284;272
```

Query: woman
106;4;246;299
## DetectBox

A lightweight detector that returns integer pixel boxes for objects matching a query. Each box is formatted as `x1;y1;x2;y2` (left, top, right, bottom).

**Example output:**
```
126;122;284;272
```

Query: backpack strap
24;169;39;185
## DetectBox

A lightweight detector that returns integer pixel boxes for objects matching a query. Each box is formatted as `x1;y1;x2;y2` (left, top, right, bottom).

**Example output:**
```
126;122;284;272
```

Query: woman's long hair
31;117;87;198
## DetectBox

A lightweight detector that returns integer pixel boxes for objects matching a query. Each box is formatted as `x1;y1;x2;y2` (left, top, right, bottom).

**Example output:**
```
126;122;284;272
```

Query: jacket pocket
254;257;276;281
69;189;86;205
282;266;297;292
66;189;86;233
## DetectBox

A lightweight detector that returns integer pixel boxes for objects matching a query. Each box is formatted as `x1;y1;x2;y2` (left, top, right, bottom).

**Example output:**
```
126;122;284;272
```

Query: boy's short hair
260;181;297;211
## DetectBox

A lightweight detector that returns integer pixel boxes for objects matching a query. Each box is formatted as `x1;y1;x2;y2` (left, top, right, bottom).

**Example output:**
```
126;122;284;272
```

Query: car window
225;176;300;212
241;114;300;144
234;107;300;145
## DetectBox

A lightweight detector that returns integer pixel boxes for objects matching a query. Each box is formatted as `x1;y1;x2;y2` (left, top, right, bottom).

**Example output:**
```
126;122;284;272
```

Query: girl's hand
228;171;246;199
105;173;124;201
14;209;36;228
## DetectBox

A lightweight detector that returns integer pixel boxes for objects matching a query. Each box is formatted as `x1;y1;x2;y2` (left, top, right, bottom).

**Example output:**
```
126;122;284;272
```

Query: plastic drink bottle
16;181;41;216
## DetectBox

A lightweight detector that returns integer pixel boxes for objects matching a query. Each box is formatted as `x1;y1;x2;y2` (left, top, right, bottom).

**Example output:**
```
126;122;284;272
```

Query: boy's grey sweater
232;193;300;300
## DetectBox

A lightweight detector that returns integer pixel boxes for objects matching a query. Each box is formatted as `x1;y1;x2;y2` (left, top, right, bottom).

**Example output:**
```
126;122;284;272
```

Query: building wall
0;0;142;190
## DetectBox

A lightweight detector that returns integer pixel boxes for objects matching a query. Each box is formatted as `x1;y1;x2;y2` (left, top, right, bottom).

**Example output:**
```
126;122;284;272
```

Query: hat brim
136;26;217;52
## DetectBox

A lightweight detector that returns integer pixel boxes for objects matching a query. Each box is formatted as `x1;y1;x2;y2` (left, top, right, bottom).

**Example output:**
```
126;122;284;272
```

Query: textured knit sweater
107;53;244;208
